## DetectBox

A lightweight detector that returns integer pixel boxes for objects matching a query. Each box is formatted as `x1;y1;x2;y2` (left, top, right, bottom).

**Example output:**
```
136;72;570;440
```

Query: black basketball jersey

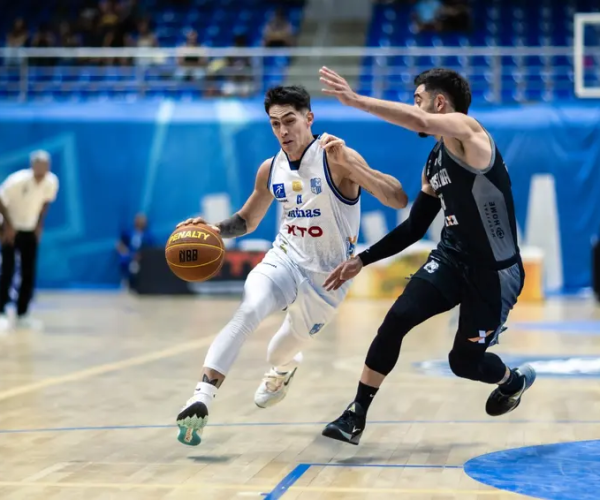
424;131;520;268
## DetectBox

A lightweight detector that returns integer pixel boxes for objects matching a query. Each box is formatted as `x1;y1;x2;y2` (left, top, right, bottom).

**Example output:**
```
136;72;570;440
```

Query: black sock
354;381;379;412
499;368;524;394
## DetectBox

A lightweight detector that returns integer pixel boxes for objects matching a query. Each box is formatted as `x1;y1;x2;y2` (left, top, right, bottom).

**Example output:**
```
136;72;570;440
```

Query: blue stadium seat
365;0;586;104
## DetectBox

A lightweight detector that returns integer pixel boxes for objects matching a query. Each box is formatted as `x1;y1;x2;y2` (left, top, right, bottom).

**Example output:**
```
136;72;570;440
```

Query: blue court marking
3;419;600;435
514;320;600;334
464;440;600;500
263;464;311;500
263;462;463;499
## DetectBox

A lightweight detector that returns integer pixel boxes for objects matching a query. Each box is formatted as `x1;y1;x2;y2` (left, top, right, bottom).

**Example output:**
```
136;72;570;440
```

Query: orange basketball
165;223;225;282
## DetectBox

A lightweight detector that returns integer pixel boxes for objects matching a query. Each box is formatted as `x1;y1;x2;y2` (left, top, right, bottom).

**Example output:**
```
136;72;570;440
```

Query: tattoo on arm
216;213;247;238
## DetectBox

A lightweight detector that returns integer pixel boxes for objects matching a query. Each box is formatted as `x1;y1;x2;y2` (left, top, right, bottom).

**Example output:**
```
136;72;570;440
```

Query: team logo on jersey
273;183;286;199
310;177;322;195
292;180;303;192
347;236;357;258
309;323;324;336
424;259;439;274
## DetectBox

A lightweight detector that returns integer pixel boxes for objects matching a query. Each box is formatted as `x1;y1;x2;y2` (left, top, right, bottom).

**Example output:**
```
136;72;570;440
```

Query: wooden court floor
0;291;599;500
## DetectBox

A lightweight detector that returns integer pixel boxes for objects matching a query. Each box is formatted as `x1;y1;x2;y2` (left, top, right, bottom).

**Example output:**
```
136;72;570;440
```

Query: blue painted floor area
416;354;600;379
464;440;600;500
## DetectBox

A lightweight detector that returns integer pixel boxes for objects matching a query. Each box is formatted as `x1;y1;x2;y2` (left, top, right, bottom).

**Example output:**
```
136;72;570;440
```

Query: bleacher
364;0;600;104
1;0;599;103
0;0;304;101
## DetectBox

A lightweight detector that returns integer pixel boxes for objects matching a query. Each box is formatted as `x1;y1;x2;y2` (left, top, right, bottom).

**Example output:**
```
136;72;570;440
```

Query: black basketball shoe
486;364;536;417
321;401;366;445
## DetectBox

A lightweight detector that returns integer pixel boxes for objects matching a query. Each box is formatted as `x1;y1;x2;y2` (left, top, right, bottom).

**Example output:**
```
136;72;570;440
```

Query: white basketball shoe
254;367;297;408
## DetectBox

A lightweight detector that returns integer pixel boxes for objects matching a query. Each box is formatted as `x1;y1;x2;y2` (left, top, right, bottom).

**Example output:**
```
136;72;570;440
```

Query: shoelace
338;410;356;427
264;372;285;392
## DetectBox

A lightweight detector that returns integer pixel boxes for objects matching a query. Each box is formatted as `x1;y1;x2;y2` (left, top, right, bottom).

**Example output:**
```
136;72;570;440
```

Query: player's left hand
320;133;348;163
323;255;363;291
319;66;359;107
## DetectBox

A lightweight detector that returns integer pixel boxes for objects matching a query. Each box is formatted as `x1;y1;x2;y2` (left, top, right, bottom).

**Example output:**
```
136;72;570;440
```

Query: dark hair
264;85;311;114
414;68;472;114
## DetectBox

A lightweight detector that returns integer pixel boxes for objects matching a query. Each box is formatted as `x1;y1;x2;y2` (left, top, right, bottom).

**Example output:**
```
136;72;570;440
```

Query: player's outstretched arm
319;66;480;141
177;159;274;238
320;133;408;209
324;171;440;291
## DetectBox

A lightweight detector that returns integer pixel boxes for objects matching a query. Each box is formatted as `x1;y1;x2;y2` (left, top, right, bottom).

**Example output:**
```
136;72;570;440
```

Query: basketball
165;223;225;282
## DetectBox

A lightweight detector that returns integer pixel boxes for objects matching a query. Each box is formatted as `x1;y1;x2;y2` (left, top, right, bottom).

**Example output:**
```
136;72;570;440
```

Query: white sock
193;382;218;409
274;352;303;375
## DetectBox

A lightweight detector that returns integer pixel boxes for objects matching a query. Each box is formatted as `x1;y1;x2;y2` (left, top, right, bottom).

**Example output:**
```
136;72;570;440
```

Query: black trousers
365;249;525;383
0;231;38;316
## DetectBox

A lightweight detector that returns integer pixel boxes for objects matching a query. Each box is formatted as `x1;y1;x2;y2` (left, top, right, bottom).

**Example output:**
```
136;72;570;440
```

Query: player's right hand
323;255;363;291
176;217;220;233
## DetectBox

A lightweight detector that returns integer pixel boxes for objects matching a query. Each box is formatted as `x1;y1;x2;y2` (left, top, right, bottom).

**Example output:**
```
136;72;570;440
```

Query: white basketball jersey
267;136;361;274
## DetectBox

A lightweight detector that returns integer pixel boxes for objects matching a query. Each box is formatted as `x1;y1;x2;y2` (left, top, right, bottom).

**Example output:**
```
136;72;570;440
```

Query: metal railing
0;46;593;103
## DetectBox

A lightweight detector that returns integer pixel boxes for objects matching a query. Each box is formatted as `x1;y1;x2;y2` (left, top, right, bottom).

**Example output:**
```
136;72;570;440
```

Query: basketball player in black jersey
318;66;536;445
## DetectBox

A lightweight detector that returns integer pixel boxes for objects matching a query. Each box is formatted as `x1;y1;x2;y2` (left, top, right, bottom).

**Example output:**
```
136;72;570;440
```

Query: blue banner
0;100;598;292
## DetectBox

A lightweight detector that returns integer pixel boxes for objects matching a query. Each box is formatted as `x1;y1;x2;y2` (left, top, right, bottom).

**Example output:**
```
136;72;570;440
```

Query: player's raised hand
176;217;221;233
319;66;359;106
320;132;347;163
323;256;363;291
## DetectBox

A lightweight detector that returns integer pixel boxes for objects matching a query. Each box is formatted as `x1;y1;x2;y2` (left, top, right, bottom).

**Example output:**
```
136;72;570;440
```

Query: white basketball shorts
248;247;349;339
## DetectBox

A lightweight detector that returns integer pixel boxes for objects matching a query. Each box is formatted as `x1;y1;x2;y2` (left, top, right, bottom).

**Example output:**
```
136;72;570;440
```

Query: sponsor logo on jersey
285;224;323;238
430;168;451;191
286;208;321;218
310;177;322;195
273;183;286;199
292;180;303;192
415;355;600;379
296;194;302;204
483;201;504;239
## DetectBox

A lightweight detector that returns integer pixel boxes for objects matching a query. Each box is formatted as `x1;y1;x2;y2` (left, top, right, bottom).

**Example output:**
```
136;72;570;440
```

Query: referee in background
0;150;59;332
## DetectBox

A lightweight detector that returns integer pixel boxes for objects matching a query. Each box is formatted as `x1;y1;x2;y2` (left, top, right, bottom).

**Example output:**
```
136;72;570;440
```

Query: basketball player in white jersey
175;85;408;446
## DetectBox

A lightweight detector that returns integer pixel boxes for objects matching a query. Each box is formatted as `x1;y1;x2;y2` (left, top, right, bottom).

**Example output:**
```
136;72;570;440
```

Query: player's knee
231;302;262;337
377;297;420;341
448;349;482;381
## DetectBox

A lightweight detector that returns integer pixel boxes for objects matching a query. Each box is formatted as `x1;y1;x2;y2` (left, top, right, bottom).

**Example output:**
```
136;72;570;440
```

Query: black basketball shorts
411;250;525;347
